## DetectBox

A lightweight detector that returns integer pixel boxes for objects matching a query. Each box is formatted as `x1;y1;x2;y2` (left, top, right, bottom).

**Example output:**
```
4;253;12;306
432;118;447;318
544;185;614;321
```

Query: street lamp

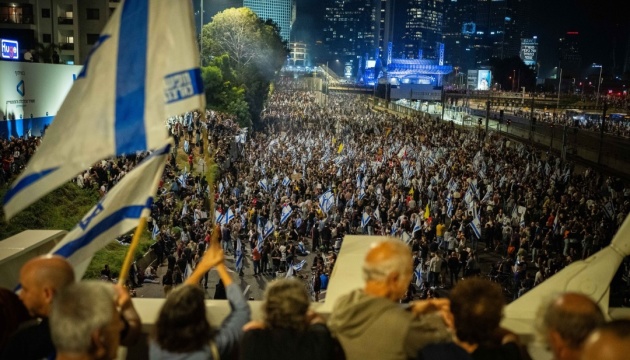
592;64;603;108
512;69;516;91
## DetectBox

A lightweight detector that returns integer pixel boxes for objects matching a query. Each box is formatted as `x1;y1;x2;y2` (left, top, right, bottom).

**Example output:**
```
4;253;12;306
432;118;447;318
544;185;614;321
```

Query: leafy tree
201;54;251;127
201;7;287;125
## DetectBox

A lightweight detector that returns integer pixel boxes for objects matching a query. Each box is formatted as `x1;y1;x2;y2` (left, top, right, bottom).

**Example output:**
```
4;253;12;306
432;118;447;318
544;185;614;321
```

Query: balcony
59;42;74;50
57;17;74;25
0;15;34;25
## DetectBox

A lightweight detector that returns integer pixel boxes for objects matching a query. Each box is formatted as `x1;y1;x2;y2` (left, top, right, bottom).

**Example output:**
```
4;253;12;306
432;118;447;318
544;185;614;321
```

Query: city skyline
294;0;628;78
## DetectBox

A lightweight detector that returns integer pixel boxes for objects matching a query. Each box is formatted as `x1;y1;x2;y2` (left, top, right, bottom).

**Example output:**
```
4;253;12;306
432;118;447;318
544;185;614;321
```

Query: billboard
1;39;19;60
477;70;491;90
468;70;492;90
520;38;538;67
1;62;82;138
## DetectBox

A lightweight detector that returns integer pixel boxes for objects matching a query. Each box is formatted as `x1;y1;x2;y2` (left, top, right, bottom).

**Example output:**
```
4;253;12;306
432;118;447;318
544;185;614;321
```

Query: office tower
558;31;581;78
403;0;444;60
243;0;295;42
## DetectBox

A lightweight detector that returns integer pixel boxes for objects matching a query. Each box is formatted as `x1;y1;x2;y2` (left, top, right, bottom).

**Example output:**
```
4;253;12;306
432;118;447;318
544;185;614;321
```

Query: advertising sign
1;39;19;60
520;38;538;67
477;70;491;90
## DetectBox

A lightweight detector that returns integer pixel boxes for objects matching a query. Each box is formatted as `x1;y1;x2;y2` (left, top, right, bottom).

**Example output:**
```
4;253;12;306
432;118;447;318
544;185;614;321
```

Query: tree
201;54;251;127
201;8;287;125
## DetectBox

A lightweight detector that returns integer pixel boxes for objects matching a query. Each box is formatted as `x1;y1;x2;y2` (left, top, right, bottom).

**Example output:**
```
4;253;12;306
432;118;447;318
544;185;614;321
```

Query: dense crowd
1;78;630;360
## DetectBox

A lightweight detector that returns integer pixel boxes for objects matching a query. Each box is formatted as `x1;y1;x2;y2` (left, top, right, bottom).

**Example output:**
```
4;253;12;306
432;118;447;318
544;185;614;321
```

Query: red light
567;31;579;35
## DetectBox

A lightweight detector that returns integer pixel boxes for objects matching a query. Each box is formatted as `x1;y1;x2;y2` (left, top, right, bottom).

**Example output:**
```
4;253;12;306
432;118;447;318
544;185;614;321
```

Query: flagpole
118;216;148;286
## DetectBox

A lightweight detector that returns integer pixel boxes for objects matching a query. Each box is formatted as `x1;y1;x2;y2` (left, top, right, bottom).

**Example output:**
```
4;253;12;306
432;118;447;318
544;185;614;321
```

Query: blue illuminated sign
1;39;19;60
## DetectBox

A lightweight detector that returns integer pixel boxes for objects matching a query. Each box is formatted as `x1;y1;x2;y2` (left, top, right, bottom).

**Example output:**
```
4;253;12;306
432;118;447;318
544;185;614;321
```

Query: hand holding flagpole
118;217;148;286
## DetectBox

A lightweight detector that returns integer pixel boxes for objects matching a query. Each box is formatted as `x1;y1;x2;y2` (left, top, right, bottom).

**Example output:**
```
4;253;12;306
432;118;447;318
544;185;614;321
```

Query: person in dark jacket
241;278;337;360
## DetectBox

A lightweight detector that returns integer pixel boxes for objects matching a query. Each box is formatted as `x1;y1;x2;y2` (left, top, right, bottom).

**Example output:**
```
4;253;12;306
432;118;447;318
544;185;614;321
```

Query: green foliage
201;7;287;126
0;182;153;280
0;183;99;240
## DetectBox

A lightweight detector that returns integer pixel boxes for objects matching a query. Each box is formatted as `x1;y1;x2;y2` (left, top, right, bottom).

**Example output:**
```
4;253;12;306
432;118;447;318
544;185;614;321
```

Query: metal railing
57;16;73;25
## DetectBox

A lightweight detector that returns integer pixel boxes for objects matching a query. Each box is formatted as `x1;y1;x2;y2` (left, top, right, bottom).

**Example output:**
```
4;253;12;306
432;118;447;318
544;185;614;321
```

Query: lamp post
593;64;603;108
512;69;515;91
556;67;562;116
199;0;204;55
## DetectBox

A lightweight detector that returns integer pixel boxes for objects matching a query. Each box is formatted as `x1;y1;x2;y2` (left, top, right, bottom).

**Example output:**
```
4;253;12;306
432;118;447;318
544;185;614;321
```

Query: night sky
293;0;628;78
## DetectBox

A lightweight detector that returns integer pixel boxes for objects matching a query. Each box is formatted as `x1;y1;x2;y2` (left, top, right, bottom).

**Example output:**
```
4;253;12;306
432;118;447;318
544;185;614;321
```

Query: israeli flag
280;204;293;224
295;217;303;229
470;206;482;239
235;238;243;274
348;194;355;208
361;212;371;228
292;260;307;272
603;201;615;219
414;263;423;287
151;221;160;240
45;141;171;280
218;181;224;194
215;210;224;224
258;178;269;192
481;190;492;204
3;0;204;220
413;218;421;234
282;176;291;187
359;188;366;200
263;219;275;239
285;262;294;278
183;140;190;154
177;173;187;188
446;195;454;218
224;208;235;225
257;232;264;252
319;190;334;213
272;174;279;186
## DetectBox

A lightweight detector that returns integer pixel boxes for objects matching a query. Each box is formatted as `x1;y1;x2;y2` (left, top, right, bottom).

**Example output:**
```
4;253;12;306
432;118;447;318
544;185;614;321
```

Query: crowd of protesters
2;77;630;360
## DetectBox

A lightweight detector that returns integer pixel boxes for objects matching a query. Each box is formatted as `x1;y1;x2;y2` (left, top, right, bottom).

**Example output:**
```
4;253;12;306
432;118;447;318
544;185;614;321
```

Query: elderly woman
150;227;250;360
240;278;337;360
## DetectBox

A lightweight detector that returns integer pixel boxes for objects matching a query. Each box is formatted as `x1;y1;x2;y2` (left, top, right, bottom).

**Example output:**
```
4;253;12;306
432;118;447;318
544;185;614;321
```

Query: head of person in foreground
362;237;413;301
49;281;122;360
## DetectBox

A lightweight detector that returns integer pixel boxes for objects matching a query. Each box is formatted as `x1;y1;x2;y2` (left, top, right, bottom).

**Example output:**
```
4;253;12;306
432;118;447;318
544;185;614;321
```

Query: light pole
512;69;515;91
199;0;204;55
593;64;603;108
556;67;562;117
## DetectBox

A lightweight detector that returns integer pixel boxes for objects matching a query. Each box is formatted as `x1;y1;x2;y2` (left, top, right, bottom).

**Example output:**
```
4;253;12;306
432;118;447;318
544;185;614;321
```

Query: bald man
2;256;141;360
1;256;75;359
538;292;605;360
328;238;451;360
581;319;630;360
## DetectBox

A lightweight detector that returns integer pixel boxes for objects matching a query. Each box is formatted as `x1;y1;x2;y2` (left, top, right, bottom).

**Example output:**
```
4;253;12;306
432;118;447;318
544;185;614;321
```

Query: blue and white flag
235;238;243;274
361;212;371;228
223;208;235;225
263;219;275;239
413;218;421;234
280;204;293;224
285;262;294;278
258;178;269;192
151;221;160;240
292;259;307;272
358;188;366;200
257;232;264;252
3;0;204;220
470;205;482;239
272;175;279;186
218;181;224;194
414;263;423;287
215;210;224;224
295;217;303;229
46;141;171;280
446;195;454;218
319;190;334;214
282;176;291;187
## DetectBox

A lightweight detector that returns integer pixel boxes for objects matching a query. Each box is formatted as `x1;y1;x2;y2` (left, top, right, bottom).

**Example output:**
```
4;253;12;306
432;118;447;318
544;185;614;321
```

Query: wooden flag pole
118;216;148;286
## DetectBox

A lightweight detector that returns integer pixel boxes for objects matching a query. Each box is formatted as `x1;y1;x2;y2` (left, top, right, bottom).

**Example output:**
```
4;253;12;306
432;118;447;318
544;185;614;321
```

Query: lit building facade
243;0;295;42
0;0;116;65
403;0;444;60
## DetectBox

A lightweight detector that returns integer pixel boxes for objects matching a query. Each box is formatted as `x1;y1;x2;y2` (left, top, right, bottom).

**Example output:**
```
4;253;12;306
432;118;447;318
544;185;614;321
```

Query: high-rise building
441;0;531;72
0;0;116;64
403;0;444;60
324;0;396;76
243;0;295;42
558;31;581;78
